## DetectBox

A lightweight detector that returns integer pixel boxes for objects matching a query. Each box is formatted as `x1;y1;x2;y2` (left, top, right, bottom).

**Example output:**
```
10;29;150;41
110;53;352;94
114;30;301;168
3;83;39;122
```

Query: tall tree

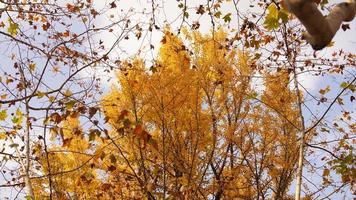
0;1;354;199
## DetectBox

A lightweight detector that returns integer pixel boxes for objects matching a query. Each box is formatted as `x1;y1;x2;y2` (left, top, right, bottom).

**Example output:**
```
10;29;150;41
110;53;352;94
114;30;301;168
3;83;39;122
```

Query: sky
0;0;355;199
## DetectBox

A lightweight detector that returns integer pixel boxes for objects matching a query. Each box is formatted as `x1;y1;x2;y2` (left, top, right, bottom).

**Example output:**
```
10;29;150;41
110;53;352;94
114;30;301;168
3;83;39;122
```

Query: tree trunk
284;0;356;50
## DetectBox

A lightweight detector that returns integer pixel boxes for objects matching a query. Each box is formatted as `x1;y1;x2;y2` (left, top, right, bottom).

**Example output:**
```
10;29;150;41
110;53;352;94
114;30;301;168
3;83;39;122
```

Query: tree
283;0;356;50
0;0;354;199
29;29;303;199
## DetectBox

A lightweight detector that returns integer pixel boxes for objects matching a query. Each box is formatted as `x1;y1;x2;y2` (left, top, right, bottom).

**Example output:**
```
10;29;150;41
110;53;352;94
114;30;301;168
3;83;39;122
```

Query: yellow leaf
49;96;55;102
36;91;45;99
52;66;60;73
327;41;334;47
64;89;73;97
323;168;330;176
0;110;7;121
29;63;36;71
0;132;6;140
7;19;19;36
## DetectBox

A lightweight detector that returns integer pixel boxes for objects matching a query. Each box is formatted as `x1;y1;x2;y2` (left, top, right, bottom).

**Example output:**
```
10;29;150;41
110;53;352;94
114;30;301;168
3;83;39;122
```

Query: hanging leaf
223;13;232;23
0;132;6;140
109;154;116;164
264;4;289;30
264;4;279;30
7;19;19;36
12;109;23;126
340;81;348;89
0;110;7;121
29;63;36;71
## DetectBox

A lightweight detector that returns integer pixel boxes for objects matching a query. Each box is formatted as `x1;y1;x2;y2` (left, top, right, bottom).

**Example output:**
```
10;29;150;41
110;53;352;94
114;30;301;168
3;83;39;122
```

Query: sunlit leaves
223;13;232;23
319;86;331;95
340;81;348;89
214;11;222;18
29;63;36;71
12;109;23;128
330;150;355;185
264;4;279;29
0;132;6;140
7;19;19;36
109;154;116;164
264;4;289;30
326;41;335;47
320;0;329;8
0;0;351;198
89;129;100;141
64;89;73;97
65;100;76;109
0;110;7;121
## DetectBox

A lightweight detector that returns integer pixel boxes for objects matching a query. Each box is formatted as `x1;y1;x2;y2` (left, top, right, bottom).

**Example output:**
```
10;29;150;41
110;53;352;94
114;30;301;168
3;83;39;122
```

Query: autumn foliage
0;0;355;200
30;29;301;199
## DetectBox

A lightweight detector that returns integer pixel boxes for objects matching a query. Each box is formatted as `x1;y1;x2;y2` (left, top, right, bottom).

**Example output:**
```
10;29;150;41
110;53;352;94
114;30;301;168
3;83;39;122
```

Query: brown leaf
118;110;129;120
89;107;98;118
161;36;166;44
50;113;62;124
134;124;143;135
110;1;117;8
341;24;350;31
108;165;116;171
196;5;205;15
62;137;72;147
42;22;50;31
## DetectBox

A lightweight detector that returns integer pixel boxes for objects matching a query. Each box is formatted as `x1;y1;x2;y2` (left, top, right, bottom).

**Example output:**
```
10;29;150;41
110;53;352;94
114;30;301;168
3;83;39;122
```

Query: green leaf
349;84;355;92
89;131;96;141
36;91;46;99
320;127;330;133
278;9;289;23
321;0;329;8
7;19;19;36
319;86;330;95
264;4;289;30
11;109;23;126
340;81;348;89
223;13;232;23
65;100;76;109
214;11;222;18
10;143;19;148
247;92;258;99
89;129;100;141
264;4;279;30
0;110;7;121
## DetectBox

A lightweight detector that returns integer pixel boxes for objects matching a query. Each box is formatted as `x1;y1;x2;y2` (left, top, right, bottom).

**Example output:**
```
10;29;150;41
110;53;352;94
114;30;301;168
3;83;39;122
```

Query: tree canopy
0;0;355;199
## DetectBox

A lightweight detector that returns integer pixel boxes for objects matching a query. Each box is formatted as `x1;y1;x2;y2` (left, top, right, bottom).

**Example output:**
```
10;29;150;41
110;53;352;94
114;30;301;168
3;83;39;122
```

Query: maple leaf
110;1;117;8
29;63;36;71
7;19;19;36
